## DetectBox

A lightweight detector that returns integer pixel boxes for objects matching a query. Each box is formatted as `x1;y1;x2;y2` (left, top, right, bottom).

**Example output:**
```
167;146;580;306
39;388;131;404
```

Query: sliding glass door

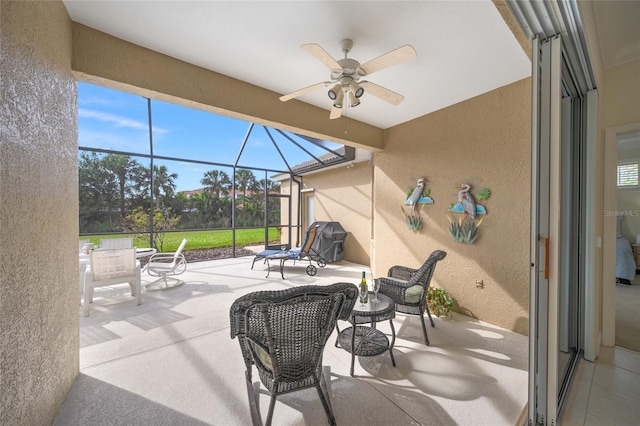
529;34;597;425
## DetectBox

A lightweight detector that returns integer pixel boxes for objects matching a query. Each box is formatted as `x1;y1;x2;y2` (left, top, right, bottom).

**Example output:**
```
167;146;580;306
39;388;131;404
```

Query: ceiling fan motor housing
332;58;362;81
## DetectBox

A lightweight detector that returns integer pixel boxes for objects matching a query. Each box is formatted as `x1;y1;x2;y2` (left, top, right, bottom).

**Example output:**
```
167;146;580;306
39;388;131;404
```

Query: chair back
299;225;319;257
408;250;447;289
89;248;137;282
160;238;188;268
100;237;133;249
230;283;358;380
79;239;89;252
174;238;188;259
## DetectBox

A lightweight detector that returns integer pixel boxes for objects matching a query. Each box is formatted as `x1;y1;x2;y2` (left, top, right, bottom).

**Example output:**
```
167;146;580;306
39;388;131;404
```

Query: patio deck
55;255;528;425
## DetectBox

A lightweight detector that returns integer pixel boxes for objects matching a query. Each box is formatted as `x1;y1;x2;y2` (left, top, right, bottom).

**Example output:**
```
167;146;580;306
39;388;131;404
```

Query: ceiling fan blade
358;44;417;76
360;81;405;105
279;81;330;102
302;43;342;71
329;106;343;120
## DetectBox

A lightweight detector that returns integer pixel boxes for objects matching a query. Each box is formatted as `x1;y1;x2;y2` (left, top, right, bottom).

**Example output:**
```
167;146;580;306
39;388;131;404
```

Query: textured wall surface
297;161;373;265
278;81;531;334
0;1;79;424
375;79;531;334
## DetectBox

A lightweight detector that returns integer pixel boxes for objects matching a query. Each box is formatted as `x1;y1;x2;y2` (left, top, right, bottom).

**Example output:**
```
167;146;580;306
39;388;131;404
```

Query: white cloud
79;108;168;134
79;128;149;152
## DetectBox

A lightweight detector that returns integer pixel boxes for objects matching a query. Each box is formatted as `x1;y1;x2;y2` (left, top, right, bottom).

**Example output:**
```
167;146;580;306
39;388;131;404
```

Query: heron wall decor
447;183;491;243
401;177;433;231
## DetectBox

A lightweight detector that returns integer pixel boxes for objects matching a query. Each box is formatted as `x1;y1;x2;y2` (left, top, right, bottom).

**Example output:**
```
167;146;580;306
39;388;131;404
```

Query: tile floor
561;345;640;425
62;252;640;425
56;255;530;425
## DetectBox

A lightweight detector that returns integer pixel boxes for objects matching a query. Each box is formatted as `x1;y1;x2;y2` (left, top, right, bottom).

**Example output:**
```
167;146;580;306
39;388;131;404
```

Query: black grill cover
310;221;348;262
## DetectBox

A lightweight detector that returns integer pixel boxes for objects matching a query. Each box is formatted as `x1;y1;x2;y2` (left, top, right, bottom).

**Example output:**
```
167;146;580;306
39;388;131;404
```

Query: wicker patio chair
230;283;358;426
377;250;447;346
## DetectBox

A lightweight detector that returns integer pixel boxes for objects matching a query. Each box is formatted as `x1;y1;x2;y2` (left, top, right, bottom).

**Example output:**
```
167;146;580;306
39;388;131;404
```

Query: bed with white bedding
616;216;636;283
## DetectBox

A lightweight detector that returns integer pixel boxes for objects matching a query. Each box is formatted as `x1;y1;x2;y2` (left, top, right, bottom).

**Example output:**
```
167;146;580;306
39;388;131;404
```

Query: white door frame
529;36;562;425
602;121;640;346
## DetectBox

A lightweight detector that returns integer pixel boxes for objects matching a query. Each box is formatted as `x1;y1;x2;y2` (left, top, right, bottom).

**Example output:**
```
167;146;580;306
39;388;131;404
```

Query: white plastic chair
144;238;188;290
100;237;133;249
79;239;89;252
83;248;141;316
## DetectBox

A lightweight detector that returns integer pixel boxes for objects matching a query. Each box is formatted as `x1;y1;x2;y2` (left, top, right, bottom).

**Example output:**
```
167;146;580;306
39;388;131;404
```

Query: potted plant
427;287;455;318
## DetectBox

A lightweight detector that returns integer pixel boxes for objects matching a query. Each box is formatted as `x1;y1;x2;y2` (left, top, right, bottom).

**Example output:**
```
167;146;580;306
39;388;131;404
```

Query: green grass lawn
83;228;280;252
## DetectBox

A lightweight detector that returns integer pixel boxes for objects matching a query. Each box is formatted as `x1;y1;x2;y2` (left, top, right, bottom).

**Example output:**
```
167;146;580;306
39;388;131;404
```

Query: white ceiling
62;0;532;129
62;1;640;130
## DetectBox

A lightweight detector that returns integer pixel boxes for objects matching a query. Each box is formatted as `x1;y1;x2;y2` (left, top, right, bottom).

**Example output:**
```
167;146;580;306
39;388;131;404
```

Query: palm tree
152;165;178;209
235;169;256;205
201;169;231;198
101;154;137;218
257;178;281;195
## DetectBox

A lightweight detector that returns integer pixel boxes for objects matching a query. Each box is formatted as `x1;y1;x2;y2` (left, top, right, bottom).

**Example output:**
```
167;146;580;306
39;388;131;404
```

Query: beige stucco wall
293;161;373;266
374;79;531;335
0;1;79;423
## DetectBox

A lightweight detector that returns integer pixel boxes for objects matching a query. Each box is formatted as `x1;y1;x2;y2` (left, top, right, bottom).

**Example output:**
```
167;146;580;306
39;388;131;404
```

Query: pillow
288;247;301;258
405;284;425;304
617;215;623;238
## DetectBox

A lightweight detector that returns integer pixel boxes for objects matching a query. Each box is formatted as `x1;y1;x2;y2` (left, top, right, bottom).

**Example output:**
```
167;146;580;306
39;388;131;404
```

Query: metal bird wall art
457;183;476;220
447;183;490;244
402;177;433;231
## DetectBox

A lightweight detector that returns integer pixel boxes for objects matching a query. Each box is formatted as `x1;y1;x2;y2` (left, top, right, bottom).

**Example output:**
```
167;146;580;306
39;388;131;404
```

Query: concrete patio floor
55;255;528;425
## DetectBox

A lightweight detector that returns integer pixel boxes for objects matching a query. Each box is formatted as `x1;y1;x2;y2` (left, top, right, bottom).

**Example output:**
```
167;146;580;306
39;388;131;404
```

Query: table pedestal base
338;325;396;376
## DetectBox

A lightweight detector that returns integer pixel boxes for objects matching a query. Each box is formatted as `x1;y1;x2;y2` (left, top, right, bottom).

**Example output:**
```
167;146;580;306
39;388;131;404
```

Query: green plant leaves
427;287;455;318
447;217;482;243
406;214;423;231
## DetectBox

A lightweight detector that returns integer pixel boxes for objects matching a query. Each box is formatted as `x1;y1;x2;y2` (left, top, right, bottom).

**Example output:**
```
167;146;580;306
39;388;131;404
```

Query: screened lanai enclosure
78;83;353;259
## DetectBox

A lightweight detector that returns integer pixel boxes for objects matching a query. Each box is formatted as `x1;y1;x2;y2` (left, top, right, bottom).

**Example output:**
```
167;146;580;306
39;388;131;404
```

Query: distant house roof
181;188;204;197
289;146;356;175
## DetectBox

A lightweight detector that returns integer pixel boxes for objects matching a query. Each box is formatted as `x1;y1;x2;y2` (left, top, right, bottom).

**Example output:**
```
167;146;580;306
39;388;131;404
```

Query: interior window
617;161;639;187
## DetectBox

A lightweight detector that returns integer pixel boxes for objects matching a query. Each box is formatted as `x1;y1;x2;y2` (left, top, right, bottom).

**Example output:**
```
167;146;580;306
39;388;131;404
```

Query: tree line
79;152;282;233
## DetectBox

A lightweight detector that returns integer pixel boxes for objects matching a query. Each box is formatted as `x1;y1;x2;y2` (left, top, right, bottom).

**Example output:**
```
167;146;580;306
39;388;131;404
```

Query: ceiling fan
279;39;417;119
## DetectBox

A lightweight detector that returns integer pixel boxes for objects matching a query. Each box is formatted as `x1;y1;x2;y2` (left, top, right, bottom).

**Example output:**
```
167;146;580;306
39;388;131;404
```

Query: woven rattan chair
230;283;358;426
377;250;447;346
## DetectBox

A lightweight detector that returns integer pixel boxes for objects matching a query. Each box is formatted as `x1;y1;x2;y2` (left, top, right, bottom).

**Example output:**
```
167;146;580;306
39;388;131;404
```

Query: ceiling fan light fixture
333;90;344;108
349;81;364;98
328;83;342;100
281;40;416;119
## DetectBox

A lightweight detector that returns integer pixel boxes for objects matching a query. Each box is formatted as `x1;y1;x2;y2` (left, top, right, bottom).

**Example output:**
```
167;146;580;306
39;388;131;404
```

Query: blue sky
78;83;342;192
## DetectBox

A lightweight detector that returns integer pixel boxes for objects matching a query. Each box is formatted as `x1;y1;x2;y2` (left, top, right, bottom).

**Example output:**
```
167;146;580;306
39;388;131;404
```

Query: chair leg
265;395;277;426
244;371;261;426
426;306;435;327
316;384;336;425
83;285;92;317
419;312;430;346
136;272;142;306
